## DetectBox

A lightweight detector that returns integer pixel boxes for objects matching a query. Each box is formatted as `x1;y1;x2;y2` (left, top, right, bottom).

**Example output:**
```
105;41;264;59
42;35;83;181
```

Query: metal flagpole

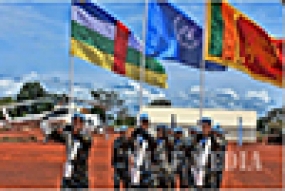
199;0;209;127
69;57;74;117
69;3;74;121
138;0;148;125
199;34;206;126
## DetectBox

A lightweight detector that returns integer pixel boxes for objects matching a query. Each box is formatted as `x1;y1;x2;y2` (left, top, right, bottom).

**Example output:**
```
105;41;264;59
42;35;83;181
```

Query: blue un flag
146;0;227;71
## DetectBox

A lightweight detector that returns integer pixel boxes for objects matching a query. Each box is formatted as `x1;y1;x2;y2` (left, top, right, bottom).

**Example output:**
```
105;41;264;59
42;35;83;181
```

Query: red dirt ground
0;129;283;189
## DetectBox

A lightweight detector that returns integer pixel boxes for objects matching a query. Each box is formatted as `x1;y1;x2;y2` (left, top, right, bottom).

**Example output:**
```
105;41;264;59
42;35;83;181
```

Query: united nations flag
146;0;227;71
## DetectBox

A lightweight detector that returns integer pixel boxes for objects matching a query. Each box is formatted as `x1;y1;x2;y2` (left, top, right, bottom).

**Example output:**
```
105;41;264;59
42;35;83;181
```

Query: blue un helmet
72;113;85;122
211;123;220;132
198;117;212;126
140;113;149;122
120;125;128;132
174;126;183;133
217;128;225;135
189;126;199;134
212;123;225;135
156;124;167;130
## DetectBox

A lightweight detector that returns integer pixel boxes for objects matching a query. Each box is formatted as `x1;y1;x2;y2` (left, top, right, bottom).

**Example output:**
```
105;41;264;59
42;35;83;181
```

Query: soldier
165;126;176;188
44;113;93;189
185;127;200;188
195;117;220;190
172;127;188;188
211;124;227;189
112;125;130;190
152;124;173;188
129;113;156;188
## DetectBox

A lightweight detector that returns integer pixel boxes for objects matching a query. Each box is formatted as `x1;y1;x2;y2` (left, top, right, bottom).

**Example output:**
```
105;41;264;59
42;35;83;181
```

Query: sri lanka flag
205;0;283;88
71;0;168;88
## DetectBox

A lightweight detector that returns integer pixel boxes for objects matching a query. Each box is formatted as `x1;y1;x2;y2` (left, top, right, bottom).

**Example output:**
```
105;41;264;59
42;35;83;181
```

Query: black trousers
114;168;130;189
130;171;152;188
216;171;223;188
61;177;89;189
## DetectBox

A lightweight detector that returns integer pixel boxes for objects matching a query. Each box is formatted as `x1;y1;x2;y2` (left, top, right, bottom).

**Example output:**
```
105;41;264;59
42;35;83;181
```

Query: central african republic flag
70;0;168;88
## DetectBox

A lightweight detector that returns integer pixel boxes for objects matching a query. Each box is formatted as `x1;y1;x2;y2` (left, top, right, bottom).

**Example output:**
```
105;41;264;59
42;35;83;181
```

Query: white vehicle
0;99;54;129
40;105;103;138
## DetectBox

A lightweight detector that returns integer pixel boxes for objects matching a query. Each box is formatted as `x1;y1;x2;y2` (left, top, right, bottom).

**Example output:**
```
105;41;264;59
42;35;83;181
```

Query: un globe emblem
174;16;200;50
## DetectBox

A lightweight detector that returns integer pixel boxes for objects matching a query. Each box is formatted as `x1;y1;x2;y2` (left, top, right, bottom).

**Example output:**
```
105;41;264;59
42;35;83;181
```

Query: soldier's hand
57;127;63;134
129;155;135;166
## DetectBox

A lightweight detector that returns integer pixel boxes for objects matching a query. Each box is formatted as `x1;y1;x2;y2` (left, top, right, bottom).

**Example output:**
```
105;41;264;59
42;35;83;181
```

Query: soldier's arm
130;128;140;140
111;140;117;167
78;129;93;148
48;126;70;144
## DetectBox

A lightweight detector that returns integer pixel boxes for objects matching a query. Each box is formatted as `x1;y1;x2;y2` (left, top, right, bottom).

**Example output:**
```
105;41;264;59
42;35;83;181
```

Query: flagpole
69;56;74;115
69;2;74;120
199;55;205;125
199;36;206;127
138;0;148;125
199;0;208;127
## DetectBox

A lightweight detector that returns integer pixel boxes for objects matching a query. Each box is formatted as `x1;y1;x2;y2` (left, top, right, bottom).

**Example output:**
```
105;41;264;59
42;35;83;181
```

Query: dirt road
0;131;282;188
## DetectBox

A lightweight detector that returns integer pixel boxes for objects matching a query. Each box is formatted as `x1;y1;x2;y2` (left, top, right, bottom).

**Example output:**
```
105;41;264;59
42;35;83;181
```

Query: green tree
90;89;128;123
91;89;124;111
256;118;265;132
0;97;14;106
124;116;136;126
90;105;106;123
17;81;47;101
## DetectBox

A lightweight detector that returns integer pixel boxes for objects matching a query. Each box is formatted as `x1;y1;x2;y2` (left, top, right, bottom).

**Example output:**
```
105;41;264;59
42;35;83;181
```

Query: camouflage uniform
215;132;227;189
130;126;156;188
195;133;220;189
167;128;176;188
172;128;188;188
49;124;92;189
152;137;173;188
185;127;201;188
112;130;130;189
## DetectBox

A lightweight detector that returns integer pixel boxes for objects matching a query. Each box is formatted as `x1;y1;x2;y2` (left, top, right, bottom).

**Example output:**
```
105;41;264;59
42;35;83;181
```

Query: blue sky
0;0;283;115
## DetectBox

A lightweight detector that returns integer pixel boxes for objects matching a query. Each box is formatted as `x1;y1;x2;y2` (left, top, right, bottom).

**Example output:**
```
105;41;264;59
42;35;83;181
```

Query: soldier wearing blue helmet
211;124;227;189
195;117;220;189
151;124;173;188
129;113;156;188
185;126;201;188
112;125;130;189
46;112;94;189
171;127;188;188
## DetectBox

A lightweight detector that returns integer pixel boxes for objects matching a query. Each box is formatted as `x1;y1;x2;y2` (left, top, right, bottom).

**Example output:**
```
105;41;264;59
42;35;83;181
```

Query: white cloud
0;72;281;117
0;79;23;97
190;85;200;93
0;79;14;87
21;71;39;82
73;86;93;100
246;90;270;103
219;88;239;99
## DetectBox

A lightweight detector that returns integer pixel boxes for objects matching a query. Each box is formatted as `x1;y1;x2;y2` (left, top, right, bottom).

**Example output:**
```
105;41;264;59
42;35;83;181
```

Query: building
140;106;257;143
